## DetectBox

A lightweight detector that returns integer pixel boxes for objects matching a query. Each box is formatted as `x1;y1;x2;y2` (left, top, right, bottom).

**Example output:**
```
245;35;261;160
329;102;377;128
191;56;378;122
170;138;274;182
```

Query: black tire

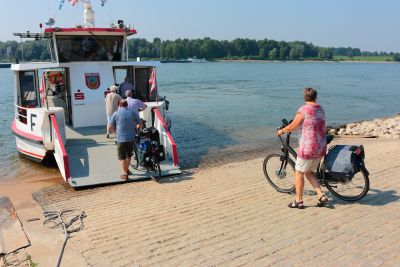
263;153;296;193
150;161;161;182
130;146;139;170
324;168;370;201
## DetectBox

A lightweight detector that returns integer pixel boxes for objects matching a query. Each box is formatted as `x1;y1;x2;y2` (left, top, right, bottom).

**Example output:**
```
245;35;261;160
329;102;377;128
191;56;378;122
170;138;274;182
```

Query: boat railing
15;104;30;124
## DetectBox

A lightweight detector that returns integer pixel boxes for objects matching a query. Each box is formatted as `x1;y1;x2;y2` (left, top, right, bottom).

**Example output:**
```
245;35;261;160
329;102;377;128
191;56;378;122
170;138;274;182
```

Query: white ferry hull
15;136;47;162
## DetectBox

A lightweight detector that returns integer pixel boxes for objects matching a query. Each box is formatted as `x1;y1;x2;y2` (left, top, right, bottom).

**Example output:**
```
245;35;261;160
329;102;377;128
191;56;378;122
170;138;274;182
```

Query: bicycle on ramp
263;119;370;201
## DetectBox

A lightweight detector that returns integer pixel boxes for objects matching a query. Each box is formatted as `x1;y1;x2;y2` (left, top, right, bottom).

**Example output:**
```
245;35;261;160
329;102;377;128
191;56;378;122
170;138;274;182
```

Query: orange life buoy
49;72;63;85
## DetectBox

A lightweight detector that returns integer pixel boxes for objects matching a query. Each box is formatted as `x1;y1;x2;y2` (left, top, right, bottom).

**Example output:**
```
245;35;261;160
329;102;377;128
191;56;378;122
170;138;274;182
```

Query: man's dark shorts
117;142;134;160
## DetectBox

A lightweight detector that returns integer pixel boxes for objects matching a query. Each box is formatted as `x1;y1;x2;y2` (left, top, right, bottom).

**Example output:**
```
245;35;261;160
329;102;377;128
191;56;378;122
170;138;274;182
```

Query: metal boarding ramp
52;110;181;188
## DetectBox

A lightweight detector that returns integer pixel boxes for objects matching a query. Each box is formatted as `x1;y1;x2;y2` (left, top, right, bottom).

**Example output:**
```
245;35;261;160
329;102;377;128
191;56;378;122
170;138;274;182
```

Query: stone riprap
333;114;400;139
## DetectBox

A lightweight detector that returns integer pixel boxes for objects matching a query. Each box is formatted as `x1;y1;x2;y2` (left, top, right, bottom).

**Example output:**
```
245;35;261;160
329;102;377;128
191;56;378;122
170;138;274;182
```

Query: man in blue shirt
109;99;142;180
125;90;147;113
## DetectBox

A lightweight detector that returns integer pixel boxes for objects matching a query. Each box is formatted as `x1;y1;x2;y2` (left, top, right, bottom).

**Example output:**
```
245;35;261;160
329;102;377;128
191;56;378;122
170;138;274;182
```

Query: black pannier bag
156;144;166;162
324;145;365;180
148;127;160;144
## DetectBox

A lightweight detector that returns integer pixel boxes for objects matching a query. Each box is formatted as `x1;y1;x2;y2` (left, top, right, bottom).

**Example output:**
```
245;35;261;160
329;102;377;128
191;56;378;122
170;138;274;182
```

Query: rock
328;129;337;135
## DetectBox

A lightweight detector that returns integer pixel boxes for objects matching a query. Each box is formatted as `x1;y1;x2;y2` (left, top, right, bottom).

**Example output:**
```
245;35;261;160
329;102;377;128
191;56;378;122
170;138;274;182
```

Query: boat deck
65;126;181;188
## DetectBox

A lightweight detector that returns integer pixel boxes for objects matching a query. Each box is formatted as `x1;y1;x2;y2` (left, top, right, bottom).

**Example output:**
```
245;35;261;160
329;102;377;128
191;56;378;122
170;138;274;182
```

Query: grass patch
27;255;38;267
333;55;393;62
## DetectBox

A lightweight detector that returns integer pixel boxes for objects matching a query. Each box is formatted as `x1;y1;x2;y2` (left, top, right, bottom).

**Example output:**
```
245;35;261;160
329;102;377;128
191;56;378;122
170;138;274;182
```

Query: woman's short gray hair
110;85;118;92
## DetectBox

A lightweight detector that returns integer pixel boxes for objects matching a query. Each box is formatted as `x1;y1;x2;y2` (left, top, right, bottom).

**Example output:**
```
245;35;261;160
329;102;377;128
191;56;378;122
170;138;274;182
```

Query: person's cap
110;85;118;92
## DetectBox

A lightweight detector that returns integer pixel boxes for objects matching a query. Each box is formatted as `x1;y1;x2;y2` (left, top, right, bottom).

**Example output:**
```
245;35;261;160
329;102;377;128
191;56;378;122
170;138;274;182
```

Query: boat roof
11;60;161;71
44;27;137;36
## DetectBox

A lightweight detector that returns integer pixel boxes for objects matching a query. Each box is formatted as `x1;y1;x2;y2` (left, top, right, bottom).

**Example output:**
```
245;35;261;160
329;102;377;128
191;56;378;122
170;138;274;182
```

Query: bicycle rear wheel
324;168;369;201
263;153;295;193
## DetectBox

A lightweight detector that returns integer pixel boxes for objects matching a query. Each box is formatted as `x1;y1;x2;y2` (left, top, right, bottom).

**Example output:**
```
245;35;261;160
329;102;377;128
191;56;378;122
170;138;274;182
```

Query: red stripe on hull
17;148;45;160
11;120;43;143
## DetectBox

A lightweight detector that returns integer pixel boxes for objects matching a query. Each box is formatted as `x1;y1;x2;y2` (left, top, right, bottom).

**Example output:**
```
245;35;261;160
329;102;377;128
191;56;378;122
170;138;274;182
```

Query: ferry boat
11;1;180;187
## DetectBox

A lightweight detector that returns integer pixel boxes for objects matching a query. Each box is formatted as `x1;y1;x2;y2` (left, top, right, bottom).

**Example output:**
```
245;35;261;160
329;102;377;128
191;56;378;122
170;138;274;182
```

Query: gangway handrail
50;114;70;181
153;109;179;166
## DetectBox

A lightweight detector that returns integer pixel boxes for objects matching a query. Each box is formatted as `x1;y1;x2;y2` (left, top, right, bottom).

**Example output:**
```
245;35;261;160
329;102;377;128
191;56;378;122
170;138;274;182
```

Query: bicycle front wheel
130;146;139;170
263;153;296;193
324;168;370;201
150;162;162;182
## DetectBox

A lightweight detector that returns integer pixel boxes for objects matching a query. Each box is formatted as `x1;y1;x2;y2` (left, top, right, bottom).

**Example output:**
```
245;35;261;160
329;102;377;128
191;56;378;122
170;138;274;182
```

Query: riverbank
2;130;400;265
329;113;400;139
215;59;399;64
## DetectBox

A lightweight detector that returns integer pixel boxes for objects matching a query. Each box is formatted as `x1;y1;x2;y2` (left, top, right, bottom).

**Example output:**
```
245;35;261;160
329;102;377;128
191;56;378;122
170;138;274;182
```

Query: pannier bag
324;145;365;180
148;127;160;144
138;140;152;167
156;144;166;162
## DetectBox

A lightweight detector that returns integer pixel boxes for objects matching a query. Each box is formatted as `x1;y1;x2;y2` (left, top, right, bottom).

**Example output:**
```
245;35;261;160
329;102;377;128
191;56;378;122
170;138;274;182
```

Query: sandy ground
0;175;87;266
1;136;400;266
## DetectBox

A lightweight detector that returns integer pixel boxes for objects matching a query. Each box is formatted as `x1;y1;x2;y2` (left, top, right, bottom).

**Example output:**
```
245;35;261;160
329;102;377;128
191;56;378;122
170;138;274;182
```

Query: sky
0;0;399;52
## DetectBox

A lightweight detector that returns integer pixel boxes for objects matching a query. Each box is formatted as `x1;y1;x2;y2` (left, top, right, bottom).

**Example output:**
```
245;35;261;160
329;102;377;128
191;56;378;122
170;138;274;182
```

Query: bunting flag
39;75;47;107
149;67;158;102
58;0;66;10
69;0;79;6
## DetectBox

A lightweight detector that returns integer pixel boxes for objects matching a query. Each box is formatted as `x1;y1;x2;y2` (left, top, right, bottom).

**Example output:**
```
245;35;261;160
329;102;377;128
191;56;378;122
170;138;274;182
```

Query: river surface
1;62;400;180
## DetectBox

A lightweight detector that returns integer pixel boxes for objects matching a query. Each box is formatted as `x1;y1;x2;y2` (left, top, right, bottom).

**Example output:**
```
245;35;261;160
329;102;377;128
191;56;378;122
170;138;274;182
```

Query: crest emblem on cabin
85;73;101;90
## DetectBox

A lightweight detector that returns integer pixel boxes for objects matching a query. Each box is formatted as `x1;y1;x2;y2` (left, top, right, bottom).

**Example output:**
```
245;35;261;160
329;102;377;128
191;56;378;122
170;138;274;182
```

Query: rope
43;210;86;267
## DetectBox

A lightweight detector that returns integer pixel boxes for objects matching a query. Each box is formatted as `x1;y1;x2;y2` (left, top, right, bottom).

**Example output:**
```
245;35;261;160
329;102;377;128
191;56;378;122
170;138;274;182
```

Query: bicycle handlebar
277;119;293;130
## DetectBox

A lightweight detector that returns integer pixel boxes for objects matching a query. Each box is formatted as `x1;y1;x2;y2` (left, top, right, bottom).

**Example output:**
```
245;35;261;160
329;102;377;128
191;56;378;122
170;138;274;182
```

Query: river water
1;62;400;179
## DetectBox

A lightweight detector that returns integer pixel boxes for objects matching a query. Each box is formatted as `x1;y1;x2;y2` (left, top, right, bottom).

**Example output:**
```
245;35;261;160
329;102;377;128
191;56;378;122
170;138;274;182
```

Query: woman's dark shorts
117;142;134;160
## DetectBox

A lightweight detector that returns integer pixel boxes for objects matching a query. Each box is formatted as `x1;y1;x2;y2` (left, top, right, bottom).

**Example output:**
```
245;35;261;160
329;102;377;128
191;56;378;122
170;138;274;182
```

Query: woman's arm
277;112;304;136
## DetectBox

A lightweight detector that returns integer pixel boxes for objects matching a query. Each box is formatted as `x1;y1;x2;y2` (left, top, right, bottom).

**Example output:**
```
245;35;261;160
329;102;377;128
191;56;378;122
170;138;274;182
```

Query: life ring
49;72;63;85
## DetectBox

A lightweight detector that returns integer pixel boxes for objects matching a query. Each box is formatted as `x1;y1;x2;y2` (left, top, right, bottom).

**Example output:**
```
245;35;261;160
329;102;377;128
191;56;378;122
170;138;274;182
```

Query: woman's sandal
288;200;304;209
317;195;328;207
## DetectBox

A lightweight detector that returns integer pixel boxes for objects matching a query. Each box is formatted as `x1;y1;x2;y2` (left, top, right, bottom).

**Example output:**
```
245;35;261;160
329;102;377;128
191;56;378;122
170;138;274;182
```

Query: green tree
269;48;278;60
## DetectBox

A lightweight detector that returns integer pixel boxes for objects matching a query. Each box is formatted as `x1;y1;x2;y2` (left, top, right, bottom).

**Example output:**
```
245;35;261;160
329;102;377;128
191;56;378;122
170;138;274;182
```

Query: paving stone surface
33;137;400;266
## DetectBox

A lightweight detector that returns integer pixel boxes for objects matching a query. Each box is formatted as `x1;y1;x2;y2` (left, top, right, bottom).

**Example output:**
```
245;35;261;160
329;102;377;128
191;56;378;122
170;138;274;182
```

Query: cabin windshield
56;35;124;62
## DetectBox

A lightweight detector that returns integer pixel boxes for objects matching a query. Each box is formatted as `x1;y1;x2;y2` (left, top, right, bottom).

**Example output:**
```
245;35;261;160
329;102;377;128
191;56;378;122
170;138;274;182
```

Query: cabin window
19;71;38;107
56;35;124;62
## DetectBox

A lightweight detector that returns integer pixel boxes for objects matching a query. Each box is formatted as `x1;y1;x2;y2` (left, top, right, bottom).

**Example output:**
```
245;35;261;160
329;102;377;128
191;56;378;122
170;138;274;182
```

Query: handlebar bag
324;145;357;180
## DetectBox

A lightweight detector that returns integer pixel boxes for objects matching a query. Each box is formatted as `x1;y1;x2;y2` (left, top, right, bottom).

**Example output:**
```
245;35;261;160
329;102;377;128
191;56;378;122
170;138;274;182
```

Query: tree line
1;37;399;62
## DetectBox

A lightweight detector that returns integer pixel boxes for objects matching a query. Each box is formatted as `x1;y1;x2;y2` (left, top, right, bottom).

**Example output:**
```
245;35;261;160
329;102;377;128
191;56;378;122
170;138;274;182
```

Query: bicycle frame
279;133;297;160
278;132;326;182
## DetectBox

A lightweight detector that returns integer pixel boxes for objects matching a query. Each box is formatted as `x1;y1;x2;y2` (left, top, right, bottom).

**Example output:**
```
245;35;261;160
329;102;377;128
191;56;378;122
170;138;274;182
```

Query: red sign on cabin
85;73;101;90
74;90;85;100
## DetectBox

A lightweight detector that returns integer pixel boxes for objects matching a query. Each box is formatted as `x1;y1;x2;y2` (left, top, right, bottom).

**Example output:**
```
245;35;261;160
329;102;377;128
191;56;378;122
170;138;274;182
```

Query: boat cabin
13;27;162;128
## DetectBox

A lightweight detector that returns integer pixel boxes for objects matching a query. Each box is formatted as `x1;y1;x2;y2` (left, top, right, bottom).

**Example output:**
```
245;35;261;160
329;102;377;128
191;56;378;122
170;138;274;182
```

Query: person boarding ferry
125;90;147;113
108;99;142;180
119;77;135;98
105;85;122;138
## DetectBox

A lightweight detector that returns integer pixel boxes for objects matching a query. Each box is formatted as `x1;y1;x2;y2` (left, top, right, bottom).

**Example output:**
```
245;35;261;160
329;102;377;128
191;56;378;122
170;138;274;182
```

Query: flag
149;67;158;102
39;75;46;107
59;0;66;10
69;0;79;6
